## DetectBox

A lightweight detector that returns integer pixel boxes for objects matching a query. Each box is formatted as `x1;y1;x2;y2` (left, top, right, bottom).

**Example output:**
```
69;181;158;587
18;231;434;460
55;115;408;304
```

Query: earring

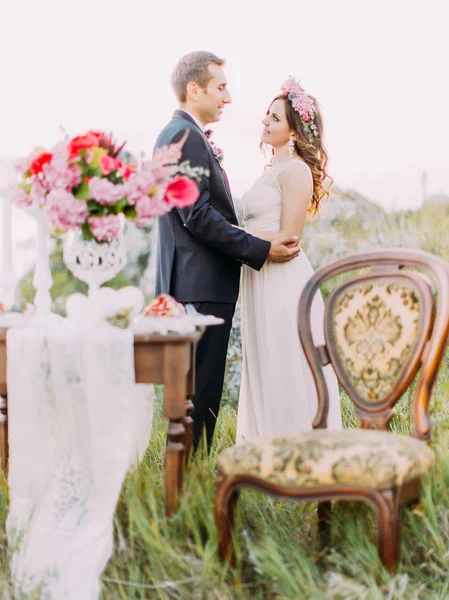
287;138;295;159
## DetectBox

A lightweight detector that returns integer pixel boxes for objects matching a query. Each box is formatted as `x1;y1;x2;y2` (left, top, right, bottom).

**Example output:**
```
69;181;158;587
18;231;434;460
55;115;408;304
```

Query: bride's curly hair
264;95;332;216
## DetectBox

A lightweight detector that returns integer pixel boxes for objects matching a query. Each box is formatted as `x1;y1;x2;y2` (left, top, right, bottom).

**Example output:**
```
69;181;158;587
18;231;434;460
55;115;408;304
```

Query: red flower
164;176;199;209
29;152;53;175
68;130;107;159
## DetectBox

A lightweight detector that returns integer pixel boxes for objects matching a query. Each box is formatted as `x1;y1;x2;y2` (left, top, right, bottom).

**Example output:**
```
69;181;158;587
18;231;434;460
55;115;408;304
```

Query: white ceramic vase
63;228;127;296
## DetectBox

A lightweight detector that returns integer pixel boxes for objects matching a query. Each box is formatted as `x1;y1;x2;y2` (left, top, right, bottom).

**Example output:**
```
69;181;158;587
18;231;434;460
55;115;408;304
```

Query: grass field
4;198;449;599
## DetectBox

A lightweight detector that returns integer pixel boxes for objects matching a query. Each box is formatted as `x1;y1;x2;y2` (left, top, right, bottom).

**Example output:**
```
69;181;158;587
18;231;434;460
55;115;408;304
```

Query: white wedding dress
236;159;342;443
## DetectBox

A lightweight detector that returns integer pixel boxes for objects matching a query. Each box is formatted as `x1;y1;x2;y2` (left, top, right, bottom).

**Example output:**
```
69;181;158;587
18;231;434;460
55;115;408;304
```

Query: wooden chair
215;249;449;572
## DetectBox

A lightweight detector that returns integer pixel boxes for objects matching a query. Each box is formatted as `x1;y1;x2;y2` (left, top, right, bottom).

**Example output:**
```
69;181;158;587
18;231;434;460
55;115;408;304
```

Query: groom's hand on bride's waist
268;236;301;262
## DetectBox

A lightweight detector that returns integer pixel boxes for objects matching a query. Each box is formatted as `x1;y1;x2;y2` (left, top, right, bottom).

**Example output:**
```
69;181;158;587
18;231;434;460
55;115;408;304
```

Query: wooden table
0;327;204;517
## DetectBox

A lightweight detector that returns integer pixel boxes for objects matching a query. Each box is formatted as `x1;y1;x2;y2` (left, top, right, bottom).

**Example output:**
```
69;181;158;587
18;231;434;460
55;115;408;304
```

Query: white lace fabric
6;321;154;599
262;159;303;193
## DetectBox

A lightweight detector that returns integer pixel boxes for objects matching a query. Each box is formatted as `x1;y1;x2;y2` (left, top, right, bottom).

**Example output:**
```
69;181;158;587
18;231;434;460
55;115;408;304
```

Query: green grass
2;364;449;600
6;199;449;598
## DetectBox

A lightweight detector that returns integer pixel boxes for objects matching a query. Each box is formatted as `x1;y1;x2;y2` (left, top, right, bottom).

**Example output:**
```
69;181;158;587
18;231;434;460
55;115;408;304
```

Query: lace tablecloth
6;320;154;599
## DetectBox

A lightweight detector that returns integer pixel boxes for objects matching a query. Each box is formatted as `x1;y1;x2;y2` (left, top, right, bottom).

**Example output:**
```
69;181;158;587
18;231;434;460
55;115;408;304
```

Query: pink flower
88;177;125;205
44;189;89;230
41;163;81;190
151;134;187;182
40;164;59;188
125;188;142;206
38;143;76;190
66;165;83;187
134;165;155;190
88;214;121;241
164;176;199;209
151;162;177;183
49;142;69;172
122;169;155;204
135;194;169;221
207;139;225;166
99;154;119;176
9;187;33;208
29;181;47;206
280;76;316;121
122;165;134;179
149;132;190;183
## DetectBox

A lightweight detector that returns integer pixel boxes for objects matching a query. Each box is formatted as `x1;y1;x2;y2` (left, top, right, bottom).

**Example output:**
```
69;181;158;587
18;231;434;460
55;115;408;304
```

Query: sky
1;0;448;213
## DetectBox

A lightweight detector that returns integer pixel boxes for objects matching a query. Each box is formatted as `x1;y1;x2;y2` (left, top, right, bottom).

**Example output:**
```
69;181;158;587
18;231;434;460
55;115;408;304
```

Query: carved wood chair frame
215;249;449;572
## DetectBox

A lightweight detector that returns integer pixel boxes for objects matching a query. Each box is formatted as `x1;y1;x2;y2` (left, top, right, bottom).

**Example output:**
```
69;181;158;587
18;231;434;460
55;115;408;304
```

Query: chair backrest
298;249;449;441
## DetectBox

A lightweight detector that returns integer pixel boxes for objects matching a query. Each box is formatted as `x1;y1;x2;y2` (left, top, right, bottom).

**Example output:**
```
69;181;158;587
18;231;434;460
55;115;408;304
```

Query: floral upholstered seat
216;429;434;489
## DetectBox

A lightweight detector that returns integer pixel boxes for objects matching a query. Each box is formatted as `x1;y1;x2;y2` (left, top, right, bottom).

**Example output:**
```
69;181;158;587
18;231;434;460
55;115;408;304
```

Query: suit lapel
219;166;232;199
214;163;236;219
172;110;237;220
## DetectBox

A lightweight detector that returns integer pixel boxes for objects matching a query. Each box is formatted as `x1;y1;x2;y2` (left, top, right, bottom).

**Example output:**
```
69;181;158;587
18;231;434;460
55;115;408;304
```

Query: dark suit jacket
154;110;271;303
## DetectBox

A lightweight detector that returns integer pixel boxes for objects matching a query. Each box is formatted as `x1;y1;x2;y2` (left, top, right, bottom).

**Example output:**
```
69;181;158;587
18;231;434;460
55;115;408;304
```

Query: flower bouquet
7;129;204;308
9;129;200;242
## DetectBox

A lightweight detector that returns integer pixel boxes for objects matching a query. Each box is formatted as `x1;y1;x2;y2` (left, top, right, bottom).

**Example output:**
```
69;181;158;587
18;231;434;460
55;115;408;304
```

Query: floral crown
280;76;318;144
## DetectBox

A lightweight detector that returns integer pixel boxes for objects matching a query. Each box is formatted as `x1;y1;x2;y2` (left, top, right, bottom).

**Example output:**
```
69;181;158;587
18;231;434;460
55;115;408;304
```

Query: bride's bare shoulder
278;160;313;191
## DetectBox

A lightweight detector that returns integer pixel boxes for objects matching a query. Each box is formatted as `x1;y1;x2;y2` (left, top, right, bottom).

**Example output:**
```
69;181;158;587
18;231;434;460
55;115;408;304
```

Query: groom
154;51;300;450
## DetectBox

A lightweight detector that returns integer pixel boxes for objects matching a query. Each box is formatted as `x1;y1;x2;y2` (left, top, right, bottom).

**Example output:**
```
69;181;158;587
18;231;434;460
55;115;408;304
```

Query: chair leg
317;501;332;550
375;489;401;573
215;474;239;565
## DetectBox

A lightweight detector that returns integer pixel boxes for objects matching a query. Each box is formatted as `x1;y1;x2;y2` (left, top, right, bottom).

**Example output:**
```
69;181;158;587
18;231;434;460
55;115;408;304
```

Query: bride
235;77;342;442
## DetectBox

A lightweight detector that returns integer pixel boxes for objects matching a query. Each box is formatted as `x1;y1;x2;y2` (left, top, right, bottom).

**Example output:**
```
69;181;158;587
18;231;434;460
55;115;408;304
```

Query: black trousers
188;302;235;450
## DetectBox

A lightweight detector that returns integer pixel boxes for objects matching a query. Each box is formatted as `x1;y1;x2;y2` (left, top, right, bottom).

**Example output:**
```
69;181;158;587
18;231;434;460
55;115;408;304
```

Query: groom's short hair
171;51;225;103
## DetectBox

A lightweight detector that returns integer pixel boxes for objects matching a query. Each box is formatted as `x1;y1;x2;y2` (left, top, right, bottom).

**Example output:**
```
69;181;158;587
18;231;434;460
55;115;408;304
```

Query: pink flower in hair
280;76;318;143
280;76;315;120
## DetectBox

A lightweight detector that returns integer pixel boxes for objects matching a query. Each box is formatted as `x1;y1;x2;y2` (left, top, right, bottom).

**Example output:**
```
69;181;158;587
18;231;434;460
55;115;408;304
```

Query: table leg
163;344;188;516
165;419;186;517
183;399;194;464
0;395;8;476
183;342;196;463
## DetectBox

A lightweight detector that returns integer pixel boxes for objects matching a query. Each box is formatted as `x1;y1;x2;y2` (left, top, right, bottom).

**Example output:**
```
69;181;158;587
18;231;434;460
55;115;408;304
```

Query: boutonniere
210;141;225;167
204;129;225;168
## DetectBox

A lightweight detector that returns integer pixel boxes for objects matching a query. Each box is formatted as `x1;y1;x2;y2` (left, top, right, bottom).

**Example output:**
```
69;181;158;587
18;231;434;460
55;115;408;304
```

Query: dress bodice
237;159;312;231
